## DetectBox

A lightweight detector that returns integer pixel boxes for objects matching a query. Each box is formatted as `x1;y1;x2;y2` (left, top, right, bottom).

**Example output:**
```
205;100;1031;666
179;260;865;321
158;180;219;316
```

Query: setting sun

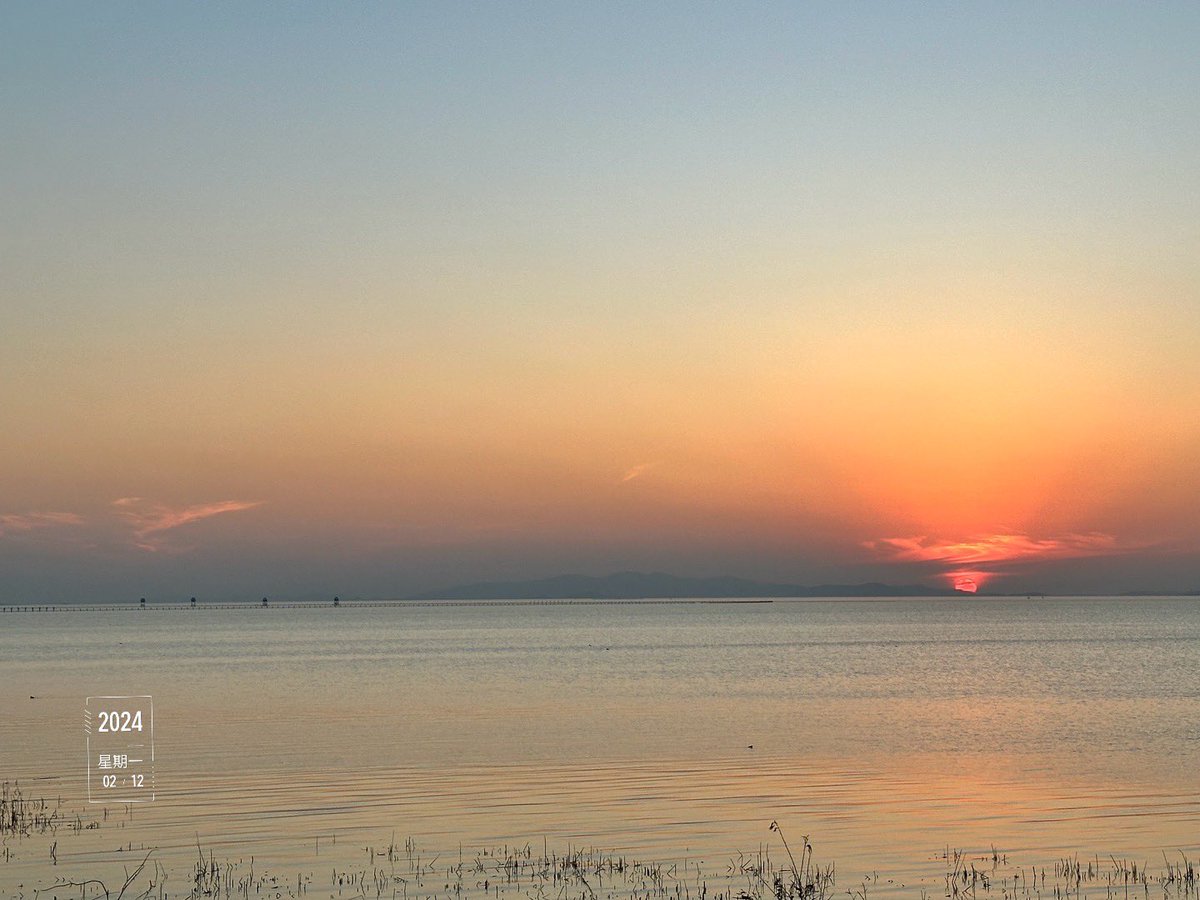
952;575;980;594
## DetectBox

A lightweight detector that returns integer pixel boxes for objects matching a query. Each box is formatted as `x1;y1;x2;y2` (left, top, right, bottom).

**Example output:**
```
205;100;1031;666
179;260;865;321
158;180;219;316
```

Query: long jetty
1;597;773;613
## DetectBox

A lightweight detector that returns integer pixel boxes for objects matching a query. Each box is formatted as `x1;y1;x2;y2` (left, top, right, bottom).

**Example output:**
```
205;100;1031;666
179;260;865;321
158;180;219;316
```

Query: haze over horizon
3;4;1199;603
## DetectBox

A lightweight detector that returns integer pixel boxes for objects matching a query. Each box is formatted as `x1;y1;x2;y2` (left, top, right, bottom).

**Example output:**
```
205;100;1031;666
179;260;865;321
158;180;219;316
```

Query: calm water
2;597;1199;896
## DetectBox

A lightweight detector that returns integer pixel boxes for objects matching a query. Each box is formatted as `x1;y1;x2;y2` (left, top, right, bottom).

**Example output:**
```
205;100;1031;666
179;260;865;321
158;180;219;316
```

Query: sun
945;569;989;593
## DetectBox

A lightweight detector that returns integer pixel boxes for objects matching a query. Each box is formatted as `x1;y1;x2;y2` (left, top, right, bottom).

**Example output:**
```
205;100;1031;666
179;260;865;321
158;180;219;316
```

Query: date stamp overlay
84;696;155;802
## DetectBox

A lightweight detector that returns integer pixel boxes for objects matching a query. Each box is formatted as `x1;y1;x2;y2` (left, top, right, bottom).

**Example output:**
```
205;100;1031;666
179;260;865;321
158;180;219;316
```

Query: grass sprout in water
3;788;1197;900
189;827;835;900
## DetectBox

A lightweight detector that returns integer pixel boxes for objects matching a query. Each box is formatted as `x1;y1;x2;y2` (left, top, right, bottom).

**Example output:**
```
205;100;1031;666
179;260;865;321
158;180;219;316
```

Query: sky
2;3;1198;601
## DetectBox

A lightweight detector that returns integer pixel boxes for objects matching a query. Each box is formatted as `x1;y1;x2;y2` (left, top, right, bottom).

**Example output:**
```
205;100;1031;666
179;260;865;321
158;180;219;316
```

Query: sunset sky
3;4;1198;601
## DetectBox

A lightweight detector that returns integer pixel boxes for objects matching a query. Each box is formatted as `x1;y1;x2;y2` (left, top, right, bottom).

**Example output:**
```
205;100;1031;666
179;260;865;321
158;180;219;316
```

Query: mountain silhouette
407;571;955;601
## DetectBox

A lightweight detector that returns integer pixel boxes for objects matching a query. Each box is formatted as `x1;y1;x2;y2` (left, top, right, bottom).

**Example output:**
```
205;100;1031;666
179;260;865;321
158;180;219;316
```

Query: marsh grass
1;780;129;850
3;785;1197;900
94;840;1194;900
26;836;1199;900
942;847;1198;900
1;781;66;838
28;828;838;900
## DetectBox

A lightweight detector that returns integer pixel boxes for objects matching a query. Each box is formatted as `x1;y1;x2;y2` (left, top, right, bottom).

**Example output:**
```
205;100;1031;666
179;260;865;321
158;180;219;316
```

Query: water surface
2;597;1198;896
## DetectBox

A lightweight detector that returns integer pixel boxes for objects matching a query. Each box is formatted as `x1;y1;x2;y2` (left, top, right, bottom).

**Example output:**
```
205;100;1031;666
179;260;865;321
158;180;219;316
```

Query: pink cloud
864;532;1124;566
0;511;85;537
112;497;263;552
863;531;1138;590
619;461;660;484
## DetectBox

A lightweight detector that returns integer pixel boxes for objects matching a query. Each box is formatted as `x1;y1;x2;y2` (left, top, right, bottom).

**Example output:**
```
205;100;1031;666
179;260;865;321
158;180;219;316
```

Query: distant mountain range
407;571;958;601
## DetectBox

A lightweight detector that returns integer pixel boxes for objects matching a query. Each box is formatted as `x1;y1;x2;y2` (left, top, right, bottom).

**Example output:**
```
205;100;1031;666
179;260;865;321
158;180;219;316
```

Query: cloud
863;531;1136;589
864;532;1125;565
0;511;85;538
112;497;263;551
619;462;660;484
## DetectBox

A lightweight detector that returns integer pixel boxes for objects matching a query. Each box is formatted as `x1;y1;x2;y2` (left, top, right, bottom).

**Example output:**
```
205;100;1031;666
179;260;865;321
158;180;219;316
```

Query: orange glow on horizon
949;571;986;592
865;532;1141;591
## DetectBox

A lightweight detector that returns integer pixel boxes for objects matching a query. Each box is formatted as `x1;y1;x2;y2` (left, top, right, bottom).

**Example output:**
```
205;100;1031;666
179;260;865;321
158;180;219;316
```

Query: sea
1;597;1198;898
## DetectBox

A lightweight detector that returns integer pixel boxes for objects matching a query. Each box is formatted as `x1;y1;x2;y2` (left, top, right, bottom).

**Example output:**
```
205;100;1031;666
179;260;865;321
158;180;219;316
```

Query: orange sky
2;6;1198;600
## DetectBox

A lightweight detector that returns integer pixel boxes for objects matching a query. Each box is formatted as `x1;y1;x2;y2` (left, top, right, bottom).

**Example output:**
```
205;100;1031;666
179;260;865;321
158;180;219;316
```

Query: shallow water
2;597;1199;897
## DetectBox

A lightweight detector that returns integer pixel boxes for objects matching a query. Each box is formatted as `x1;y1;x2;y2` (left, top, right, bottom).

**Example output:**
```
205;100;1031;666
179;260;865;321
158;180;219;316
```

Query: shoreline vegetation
4;784;1198;900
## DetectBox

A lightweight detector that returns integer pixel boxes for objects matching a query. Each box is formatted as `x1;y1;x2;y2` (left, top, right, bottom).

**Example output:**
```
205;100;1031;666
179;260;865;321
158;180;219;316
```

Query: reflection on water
2;598;1199;896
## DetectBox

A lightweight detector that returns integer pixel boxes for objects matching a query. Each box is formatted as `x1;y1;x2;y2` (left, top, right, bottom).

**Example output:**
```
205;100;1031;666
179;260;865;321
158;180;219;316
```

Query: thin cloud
0;511;84;538
864;532;1125;566
619;461;660;484
862;531;1136;591
112;497;263;552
